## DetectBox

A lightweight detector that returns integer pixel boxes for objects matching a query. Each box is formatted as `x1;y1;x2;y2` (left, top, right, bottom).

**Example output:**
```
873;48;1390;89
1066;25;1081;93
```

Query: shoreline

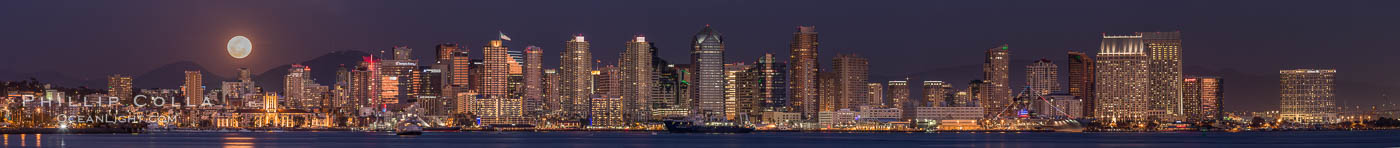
4;127;1391;134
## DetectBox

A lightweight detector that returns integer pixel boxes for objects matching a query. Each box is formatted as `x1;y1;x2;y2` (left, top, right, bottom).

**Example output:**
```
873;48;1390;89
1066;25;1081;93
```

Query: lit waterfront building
1026;58;1060;96
818;109;858;128
1033;93;1080;118
923;81;951;107
620;35;653;123
1280;69;1336;124
108;74;133;99
448;45;471;114
482;40;511;103
285;65;316;109
1183;76;1223;122
1142;31;1185;116
1095;34;1150;121
723;63;749;120
914;106;986;120
184;70;203;105
523;46;545;117
379;46;417;105
691;25;727;118
590;96;623;127
543;69;560;114
353;57;382;110
417;68;447;116
833;53;869;110
819;71;839;112
737;53;788;120
868;83;884;108
789;26;821;120
980;45;1012;118
561;34;594;118
1068;51;1096;118
888;81;910;119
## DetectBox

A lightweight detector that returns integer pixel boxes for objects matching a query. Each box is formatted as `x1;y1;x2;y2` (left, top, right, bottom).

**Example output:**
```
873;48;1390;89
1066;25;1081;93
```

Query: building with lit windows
691;25;727;119
1068;51;1096;118
1183;76;1223;122
1095;34;1150;121
1280;69;1336;124
789;26;821;120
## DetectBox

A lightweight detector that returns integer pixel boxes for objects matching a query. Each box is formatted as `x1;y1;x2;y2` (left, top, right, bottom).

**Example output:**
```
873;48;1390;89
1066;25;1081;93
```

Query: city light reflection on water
224;136;256;148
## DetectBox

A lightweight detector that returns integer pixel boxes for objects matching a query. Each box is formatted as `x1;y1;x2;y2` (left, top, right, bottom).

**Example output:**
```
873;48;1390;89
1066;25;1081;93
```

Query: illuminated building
1033;93;1080;118
285;64;317;109
1095;34;1150;121
1142;31;1184;116
184;70;203;106
1280;69;1336;124
922;81;950;107
561;34;594;118
724;63;748;120
523;46;545;117
833;53;869;110
818;71;839;112
379;46;417;105
868;83;884;108
594;65;622;99
790;26;820;120
1183;76;1223;122
107;74;132;99
353;56;381;110
544;69;560;114
478;40;521;120
649;47;688;118
1067;51;1096;118
436;43;458;64
1026;58;1059;96
620;35;653;122
887;81;909;119
980;45;1011;119
448;45;471;114
589;96;623;127
818;109;857;128
914;106;985;120
417;68;447;116
691;25;727;118
738;54;788;120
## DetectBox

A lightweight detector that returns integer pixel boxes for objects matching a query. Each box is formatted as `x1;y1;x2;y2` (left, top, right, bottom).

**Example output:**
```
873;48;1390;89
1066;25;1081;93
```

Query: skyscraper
184;70;203;104
436;43;458;64
108;74;133;99
868;83;884;108
448;47;471;114
723;63;748;120
1095;34;1150;121
832;53;869;110
562;34;594;118
620;35;653;122
379;46;417;105
887;81;909;111
790;26;820;119
1067;51;1096;118
479;39;518;118
523;46;544;117
1280;69;1336;124
285;65;313;108
738;53;788;119
981;45;1011;118
1183;76;1223;122
1026;58;1060;96
691;25;727;118
1142;31;1184;116
543;69;561;114
417;68;446;115
922;81;950;107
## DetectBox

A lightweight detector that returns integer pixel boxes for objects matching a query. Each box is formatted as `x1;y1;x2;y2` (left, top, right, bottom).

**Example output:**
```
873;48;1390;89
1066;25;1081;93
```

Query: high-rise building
379;46;417;105
723;63;748;120
1142;31;1184;116
1026;58;1060;96
738;53;788;120
417;68;447;115
590;96;623;127
108;74;133;99
1095;34;1150;121
1280;69;1336;124
691;25;727;118
285;65;314;108
479;40;519;118
867;83;884;108
1183;76;1223;122
561;34;594;118
523;46;544;117
833;53;869;110
922;81;951;107
436;43;458;64
620;35;654;122
1067;51;1096;118
184;70;203;105
594;65;622;99
980;45;1011;118
649;44;688;116
448;47;471;114
789;26;820;120
543;69;561;114
888;81;909;117
818;71;839;112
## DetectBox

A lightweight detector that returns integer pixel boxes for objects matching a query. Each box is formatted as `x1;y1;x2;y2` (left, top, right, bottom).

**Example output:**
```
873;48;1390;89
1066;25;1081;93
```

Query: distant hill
132;61;229;89
254;50;372;93
0;69;105;88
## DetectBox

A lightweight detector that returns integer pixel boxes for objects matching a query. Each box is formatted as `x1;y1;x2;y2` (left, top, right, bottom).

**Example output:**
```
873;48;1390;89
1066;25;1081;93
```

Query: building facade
1095;35;1150;121
1280;69;1336;124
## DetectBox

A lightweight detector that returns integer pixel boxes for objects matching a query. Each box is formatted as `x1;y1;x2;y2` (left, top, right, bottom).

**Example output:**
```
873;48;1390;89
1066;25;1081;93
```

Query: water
4;131;1398;148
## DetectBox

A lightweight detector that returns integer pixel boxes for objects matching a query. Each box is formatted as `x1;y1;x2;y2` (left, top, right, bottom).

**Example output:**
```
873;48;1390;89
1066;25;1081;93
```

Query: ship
662;116;755;133
395;115;424;135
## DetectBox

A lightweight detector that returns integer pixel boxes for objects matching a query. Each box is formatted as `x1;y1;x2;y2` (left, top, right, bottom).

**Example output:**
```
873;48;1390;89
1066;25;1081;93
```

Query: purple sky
1;0;1397;112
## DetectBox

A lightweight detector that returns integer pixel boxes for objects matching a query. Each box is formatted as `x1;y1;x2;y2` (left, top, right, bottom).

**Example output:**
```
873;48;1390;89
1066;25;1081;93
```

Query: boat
395;116;424;135
662;116;755;133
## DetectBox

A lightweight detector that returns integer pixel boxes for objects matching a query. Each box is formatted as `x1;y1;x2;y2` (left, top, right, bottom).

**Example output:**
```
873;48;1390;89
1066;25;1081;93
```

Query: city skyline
1;0;1396;113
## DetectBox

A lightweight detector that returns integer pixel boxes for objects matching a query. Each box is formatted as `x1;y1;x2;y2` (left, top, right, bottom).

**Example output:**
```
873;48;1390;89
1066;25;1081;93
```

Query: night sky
1;0;1397;112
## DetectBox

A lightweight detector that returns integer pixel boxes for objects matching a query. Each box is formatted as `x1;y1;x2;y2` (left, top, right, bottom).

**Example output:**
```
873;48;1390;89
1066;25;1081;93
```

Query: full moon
227;36;252;59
